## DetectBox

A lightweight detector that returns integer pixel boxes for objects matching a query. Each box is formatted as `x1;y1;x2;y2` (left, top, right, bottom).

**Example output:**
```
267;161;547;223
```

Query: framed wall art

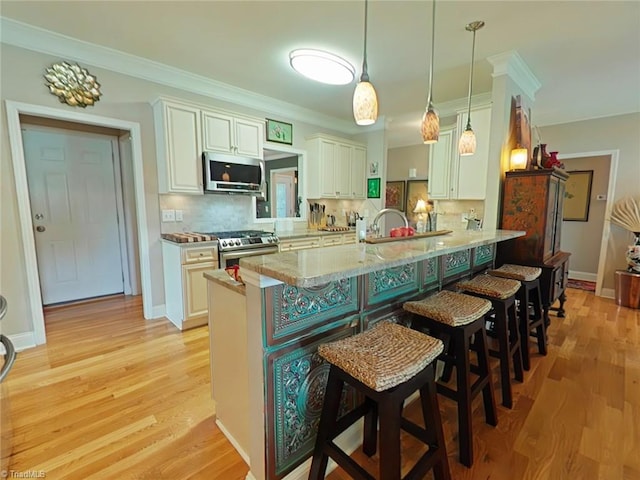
266;119;293;145
367;178;381;199
563;170;593;221
385;181;405;210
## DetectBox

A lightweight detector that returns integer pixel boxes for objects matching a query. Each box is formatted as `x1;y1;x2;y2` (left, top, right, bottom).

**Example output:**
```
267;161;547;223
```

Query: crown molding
487;50;541;102
0;17;359;135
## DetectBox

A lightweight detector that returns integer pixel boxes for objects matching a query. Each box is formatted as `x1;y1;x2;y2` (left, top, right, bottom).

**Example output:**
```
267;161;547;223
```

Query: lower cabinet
162;242;218;330
278;233;356;252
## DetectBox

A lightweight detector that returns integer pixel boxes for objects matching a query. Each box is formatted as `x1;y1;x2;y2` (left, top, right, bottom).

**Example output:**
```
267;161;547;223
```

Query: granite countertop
204;269;246;295
275;228;355;240
240;229;525;288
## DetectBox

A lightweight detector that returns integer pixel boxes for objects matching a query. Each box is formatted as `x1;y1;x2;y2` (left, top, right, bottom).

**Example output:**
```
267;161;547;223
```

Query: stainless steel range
203;230;279;268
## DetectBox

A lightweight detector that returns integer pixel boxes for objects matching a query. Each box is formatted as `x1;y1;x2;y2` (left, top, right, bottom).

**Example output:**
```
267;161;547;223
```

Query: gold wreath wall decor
44;62;102;107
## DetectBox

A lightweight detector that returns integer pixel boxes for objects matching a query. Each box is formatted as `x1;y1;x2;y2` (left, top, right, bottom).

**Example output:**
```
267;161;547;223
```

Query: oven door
219;246;279;269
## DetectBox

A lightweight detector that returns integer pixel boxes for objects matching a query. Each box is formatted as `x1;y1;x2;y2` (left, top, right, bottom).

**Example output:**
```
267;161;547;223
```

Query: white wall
0;44;365;340
540;113;640;291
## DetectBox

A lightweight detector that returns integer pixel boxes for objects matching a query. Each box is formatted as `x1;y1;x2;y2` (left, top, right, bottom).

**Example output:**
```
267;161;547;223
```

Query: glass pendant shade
353;80;378;126
458;126;476;156
421;104;439;143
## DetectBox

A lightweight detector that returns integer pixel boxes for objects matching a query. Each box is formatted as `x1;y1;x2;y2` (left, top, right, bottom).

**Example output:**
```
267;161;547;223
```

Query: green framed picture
367;177;381;199
266;118;293;145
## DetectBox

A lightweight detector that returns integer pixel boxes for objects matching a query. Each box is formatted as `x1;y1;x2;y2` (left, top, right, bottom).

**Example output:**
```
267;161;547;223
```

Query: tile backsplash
159;194;254;233
433;200;485;231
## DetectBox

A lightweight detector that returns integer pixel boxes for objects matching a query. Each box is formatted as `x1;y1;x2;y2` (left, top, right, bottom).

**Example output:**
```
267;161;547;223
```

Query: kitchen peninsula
205;229;524;480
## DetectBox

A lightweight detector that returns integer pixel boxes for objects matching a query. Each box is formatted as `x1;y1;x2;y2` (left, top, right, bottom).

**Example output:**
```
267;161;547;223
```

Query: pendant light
353;0;378;126
458;20;484;156
421;0;439;144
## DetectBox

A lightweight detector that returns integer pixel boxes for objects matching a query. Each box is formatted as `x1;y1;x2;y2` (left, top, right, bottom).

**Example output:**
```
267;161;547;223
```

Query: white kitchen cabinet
350;146;366;198
454;105;492;200
162;242;218;330
427;105;492;200
202;110;264;159
279;236;321;252
305;134;367;199
154;100;203;194
427;127;455;200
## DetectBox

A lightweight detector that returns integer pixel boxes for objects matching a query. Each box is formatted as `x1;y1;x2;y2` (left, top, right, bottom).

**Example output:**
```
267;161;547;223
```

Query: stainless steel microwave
202;152;265;196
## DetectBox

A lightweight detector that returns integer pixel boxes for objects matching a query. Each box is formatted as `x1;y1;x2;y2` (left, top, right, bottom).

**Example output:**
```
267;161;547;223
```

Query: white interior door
270;170;295;218
22;128;125;305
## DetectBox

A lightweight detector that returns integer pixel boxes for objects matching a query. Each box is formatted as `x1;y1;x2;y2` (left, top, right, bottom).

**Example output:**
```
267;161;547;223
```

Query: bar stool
403;290;497;467
309;321;451;480
489;264;547;371
455;274;524;409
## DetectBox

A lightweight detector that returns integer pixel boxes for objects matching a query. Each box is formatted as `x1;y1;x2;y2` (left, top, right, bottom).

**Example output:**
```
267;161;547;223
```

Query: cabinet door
350;146;366;198
553;179;566;255
183;262;216;321
335;143;352;198
427;128;454;199
162;103;202;194
455;106;491;199
234;118;264;159
202;111;234;154
319;140;337;198
543;176;559;261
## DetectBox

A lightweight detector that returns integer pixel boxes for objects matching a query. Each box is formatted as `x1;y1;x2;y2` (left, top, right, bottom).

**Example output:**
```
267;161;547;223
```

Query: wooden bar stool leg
532;284;548;356
309;367;344;480
509;301;524;382
494;304;514;408
474;327;498;426
419;365;452;480
362;397;378;456
378;394;402;480
453;328;473;467
518;287;532;371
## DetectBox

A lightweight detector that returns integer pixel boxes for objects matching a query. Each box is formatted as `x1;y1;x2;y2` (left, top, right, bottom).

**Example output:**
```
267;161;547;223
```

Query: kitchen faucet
370;208;409;237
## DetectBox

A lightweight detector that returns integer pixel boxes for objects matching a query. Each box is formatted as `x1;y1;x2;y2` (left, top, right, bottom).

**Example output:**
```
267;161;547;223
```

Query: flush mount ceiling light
458;20;485;156
289;49;355;85
353;0;378;126
421;0;439;144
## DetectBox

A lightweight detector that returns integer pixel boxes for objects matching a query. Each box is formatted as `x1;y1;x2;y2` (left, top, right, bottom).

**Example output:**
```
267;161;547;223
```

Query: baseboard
568;271;597;282
151;304;166;319
600;287;615;299
216;419;250;466
5;331;37;351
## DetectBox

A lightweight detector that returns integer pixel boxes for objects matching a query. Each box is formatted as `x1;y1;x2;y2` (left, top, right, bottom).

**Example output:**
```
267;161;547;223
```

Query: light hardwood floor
5;289;639;479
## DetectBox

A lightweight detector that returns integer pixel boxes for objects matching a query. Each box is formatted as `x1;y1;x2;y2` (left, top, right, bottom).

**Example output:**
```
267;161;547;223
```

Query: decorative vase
626;232;640;273
532;144;548;169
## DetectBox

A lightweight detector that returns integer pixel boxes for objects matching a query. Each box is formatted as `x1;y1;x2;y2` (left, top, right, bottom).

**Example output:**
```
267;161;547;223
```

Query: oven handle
220;246;280;261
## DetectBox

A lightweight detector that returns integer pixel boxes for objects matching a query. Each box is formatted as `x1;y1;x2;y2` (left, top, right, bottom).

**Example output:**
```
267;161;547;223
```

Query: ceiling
2;1;639;147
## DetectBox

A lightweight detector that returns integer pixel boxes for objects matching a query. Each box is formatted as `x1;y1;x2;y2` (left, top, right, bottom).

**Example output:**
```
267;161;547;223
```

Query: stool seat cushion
318;322;444;392
489;264;542;282
457;275;521;299
403;290;491;327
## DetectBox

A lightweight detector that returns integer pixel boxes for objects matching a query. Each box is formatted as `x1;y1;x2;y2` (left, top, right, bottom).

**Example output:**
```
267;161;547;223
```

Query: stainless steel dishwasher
1;295;17;474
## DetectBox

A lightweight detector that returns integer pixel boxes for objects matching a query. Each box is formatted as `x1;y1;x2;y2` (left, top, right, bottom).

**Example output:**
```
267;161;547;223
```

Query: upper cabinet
305;134;366;199
202;110;264;159
427;127;454;199
154;98;266;194
154;99;203;194
427;105;492;201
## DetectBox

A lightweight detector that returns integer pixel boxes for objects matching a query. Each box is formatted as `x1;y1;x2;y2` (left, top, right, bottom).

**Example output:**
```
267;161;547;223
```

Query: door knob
36;226;46;232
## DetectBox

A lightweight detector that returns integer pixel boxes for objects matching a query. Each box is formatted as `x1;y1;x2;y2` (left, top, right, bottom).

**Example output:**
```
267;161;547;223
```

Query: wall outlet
161;209;175;222
175;209;183;221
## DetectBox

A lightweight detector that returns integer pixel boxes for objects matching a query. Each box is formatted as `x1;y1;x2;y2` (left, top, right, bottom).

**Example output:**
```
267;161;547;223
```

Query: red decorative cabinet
497;168;571;320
